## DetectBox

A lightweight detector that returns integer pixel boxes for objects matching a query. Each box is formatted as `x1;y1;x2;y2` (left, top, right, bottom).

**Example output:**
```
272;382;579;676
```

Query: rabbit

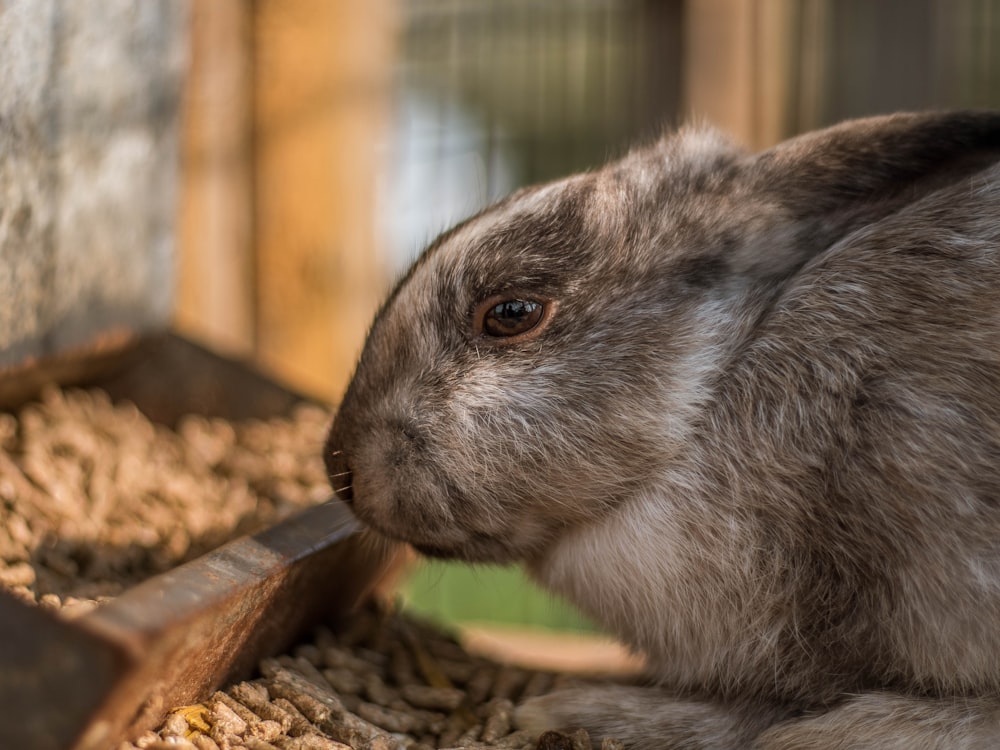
325;111;1000;749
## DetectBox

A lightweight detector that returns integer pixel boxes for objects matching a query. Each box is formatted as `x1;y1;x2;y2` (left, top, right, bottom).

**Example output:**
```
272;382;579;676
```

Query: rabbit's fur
326;112;1000;748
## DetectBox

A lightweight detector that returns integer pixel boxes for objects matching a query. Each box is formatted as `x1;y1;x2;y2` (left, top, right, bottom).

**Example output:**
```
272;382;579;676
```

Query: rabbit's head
326;111;1000;564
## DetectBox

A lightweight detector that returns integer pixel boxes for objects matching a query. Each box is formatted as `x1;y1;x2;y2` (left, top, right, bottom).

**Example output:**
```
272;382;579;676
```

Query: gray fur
326;111;1000;748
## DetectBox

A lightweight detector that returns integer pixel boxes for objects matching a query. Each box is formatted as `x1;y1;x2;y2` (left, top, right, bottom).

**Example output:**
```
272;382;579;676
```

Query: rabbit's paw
752;693;1000;750
515;685;772;750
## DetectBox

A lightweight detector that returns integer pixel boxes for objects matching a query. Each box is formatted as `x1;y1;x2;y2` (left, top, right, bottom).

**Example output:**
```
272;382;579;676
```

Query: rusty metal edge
0;327;141;411
0;587;133;750
78;499;396;749
1;500;397;750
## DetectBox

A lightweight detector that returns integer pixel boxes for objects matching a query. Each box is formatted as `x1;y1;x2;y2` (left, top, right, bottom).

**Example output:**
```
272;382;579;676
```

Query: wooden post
683;0;801;149
253;0;397;401
176;0;256;357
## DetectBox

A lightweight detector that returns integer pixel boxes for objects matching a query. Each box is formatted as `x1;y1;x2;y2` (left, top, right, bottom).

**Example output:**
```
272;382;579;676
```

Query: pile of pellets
131;601;624;750
0;386;332;614
0;386;625;750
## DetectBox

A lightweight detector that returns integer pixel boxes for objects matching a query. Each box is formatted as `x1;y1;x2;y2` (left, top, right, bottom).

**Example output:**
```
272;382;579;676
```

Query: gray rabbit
326;111;1000;748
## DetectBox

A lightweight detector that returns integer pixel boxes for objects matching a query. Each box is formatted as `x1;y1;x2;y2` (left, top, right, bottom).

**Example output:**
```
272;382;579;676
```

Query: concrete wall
0;1;187;368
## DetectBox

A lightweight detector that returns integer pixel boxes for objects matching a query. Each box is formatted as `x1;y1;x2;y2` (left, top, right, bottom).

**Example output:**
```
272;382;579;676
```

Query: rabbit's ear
750;111;1000;250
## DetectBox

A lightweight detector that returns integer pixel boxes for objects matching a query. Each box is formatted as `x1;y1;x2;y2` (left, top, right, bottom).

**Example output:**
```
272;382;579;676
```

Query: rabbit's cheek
344;422;557;560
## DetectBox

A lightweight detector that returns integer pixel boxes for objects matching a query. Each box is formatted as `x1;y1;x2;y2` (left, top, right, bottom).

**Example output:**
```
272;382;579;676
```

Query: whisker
327;470;352;480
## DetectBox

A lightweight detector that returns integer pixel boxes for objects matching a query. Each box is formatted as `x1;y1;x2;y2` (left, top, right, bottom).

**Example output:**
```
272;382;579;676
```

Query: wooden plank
684;0;756;145
794;0;832;133
754;0;798;146
0;0;58;368
0;1;184;368
176;0;256;357
684;0;799;149
254;0;397;402
49;1;186;355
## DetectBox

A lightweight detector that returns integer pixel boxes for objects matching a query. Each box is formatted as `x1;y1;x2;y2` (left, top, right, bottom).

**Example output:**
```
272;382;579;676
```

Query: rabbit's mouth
410;541;459;559
411;531;525;564
340;488;520;562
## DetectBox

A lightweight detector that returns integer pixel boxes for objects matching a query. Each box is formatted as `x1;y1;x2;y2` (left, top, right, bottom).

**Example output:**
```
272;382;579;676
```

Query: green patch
400;560;599;633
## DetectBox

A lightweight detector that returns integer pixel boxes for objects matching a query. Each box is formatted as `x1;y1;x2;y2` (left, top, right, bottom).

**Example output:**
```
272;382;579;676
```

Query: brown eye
483;299;544;337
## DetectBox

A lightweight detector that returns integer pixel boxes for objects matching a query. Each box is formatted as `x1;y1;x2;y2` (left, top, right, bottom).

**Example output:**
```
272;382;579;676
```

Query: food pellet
536;732;575;750
192;735;222;750
210;699;249;738
279;737;353;750
0;387;332;608
271;698;317;737
214;689;264;729
244;738;282;750
138;601;626;750
144;741;198;750
400;685;465;712
480;699;514;741
162;712;191;737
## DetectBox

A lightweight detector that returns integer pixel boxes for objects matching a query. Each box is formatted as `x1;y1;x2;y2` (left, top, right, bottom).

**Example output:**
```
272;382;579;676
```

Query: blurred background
173;0;1000;650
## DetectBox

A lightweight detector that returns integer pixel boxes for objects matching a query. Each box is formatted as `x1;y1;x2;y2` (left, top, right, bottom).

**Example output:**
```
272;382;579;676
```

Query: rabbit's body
327;112;1000;748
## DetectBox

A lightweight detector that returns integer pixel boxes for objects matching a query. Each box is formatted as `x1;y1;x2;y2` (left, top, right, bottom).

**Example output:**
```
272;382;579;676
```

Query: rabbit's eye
472;294;555;344
483;299;543;337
